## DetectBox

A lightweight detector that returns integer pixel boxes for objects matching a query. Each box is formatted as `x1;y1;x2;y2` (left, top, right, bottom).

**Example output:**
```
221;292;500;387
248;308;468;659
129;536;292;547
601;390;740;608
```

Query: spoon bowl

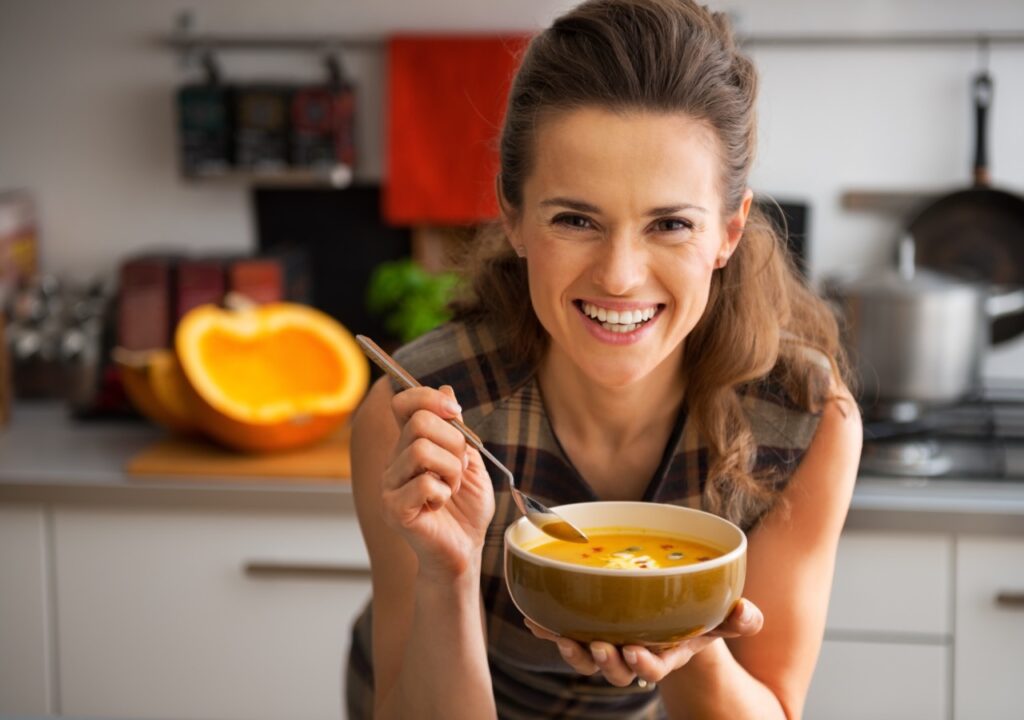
355;335;590;544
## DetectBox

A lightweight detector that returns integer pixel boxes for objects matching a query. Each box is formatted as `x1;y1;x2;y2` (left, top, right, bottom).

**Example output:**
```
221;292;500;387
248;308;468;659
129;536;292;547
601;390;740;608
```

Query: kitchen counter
0;403;353;513
2;402;1023;532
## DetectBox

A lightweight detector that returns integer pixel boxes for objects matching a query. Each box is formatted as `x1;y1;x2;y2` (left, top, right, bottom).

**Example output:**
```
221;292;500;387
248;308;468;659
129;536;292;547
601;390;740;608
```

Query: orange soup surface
528;529;723;570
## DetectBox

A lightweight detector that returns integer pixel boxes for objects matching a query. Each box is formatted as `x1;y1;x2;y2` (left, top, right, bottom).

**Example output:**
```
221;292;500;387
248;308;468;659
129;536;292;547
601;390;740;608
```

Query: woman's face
505;107;751;389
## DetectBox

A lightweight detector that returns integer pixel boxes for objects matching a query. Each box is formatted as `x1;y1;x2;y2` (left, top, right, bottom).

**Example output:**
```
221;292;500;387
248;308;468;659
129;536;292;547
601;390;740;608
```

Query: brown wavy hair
451;0;851;526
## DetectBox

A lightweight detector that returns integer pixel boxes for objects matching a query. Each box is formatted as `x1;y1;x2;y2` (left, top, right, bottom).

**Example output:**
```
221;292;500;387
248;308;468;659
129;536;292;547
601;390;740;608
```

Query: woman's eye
654;218;694;233
553;213;593;230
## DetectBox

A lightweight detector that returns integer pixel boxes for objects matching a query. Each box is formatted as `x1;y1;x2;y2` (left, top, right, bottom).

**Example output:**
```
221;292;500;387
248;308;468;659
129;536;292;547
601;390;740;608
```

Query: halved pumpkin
175;300;369;452
115;348;197;435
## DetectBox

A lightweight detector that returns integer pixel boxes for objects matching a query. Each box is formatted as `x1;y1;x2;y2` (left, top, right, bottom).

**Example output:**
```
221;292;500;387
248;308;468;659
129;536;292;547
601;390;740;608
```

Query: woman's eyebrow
540;197;708;215
540;197;601;213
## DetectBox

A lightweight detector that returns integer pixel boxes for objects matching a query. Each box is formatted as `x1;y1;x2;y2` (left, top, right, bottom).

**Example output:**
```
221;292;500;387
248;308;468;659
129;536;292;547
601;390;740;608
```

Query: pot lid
829;235;981;298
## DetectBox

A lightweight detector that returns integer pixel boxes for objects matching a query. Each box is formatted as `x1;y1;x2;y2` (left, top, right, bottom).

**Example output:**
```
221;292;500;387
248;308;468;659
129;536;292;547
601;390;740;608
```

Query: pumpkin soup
527;529;723;570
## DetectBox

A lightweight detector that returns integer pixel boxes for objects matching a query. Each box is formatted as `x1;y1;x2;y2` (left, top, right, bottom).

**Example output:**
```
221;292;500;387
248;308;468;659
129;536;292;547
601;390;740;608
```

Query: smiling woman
346;1;861;719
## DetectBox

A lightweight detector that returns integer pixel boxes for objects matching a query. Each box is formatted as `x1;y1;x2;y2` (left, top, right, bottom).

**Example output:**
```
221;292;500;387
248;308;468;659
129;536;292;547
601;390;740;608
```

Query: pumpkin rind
175;302;369;452
116;349;198;435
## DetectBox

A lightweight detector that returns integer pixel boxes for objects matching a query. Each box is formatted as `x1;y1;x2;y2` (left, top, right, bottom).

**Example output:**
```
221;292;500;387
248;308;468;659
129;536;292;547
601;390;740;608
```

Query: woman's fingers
523;619;599;675
381;472;454;527
391;385;463;426
524;602;764;687
385;435;464;494
706;597;764;639
589;642;636;687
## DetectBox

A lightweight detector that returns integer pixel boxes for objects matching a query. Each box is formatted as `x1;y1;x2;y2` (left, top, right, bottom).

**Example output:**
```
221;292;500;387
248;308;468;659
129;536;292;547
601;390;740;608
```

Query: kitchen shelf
182;166;354;188
841;190;943;216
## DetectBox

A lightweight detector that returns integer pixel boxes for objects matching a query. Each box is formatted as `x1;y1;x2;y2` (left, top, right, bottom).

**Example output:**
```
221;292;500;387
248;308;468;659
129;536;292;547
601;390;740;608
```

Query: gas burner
858;383;1024;479
860;439;954;477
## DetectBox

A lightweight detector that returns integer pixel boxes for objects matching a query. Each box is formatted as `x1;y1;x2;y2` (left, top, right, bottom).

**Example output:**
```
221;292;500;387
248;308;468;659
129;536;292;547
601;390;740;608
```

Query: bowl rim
504;501;747;578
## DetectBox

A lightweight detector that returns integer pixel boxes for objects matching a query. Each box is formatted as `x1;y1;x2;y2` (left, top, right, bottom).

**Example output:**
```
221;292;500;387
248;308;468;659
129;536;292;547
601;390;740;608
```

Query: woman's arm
656;388;862;719
351;377;498;720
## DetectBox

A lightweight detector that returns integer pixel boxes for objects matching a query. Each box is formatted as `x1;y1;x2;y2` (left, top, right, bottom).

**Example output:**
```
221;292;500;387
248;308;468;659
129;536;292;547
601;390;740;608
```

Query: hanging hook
200;49;221;86
324;50;348;90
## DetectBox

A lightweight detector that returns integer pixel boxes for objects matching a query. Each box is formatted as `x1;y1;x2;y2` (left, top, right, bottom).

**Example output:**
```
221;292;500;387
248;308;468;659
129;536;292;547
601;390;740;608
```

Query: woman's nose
591;237;647;296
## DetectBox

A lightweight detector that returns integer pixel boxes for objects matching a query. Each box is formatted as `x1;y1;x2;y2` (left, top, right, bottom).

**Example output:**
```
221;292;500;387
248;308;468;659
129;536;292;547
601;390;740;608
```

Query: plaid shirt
346;321;821;719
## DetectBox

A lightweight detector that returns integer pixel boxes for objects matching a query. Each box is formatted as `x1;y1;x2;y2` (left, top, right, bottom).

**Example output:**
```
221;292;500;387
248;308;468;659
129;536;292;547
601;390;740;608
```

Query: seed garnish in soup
527;529;722;570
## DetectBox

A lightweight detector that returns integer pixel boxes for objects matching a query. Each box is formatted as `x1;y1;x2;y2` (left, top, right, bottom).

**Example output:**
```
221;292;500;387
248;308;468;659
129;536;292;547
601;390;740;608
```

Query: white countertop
2;402;1023;531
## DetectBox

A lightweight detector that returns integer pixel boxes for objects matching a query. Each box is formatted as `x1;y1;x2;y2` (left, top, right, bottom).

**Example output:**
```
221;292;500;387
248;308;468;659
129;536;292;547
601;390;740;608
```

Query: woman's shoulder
389;320;531;416
737;346;834;453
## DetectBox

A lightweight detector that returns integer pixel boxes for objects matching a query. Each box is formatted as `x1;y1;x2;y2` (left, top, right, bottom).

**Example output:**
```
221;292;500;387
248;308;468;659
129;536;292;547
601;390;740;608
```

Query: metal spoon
355;335;589;544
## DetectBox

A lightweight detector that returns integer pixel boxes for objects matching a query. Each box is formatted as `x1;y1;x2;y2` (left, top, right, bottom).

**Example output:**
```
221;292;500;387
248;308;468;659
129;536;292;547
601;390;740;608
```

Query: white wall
2;0;1024;372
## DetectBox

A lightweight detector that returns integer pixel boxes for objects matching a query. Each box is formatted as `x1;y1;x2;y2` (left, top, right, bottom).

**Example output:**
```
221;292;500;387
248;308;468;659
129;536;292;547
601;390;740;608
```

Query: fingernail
592;647;607;663
443;400;462;415
624;649;637;665
557;640;573;657
738;600;753;622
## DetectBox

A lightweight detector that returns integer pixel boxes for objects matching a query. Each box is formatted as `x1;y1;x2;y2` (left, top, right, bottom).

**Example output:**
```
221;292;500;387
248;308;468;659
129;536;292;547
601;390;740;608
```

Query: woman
347;0;861;717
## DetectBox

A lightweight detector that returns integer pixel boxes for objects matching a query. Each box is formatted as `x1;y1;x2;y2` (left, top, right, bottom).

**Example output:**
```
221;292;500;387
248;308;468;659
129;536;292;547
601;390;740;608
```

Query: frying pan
909;71;1024;344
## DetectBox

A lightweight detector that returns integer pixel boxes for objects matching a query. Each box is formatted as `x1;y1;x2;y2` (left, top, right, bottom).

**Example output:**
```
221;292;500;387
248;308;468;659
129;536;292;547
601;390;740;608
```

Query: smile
575;301;662;334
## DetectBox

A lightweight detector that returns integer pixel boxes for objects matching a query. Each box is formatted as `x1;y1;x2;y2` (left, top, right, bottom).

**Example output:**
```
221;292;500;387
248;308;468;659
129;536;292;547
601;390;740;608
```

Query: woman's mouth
574;300;663;334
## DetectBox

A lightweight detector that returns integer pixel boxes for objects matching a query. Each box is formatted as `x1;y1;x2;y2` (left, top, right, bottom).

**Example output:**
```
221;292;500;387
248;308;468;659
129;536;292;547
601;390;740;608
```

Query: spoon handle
355;335;485;449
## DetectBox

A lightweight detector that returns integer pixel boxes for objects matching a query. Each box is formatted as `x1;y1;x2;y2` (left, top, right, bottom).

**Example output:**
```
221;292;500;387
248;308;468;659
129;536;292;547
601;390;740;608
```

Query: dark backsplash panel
252;185;411;342
755;196;809;278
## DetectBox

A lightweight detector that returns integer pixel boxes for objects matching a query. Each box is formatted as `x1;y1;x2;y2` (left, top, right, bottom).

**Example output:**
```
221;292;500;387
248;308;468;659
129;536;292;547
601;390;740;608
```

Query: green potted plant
366;259;459;344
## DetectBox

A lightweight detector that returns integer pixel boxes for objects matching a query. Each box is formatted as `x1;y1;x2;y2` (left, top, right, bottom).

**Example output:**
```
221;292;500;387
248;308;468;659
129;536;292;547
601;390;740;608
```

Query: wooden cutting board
126;425;350;484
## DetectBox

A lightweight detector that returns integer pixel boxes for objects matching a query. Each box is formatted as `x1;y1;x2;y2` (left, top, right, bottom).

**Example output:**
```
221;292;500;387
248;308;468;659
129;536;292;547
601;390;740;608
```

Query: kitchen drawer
826;531;952;636
954;536;1024;720
805;639;948;720
53;505;371;720
0;504;51;715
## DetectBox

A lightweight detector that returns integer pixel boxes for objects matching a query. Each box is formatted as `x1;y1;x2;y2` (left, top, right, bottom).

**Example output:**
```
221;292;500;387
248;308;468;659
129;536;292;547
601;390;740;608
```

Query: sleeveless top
345;321;823;720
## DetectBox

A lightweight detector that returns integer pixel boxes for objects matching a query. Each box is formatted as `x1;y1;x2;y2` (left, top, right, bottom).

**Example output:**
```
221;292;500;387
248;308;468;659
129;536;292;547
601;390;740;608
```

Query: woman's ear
496;176;524;256
720;188;753;264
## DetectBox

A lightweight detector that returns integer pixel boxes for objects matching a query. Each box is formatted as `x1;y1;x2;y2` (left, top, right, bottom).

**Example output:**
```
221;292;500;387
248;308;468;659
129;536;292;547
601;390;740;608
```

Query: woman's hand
382;384;495;581
525;598;764;687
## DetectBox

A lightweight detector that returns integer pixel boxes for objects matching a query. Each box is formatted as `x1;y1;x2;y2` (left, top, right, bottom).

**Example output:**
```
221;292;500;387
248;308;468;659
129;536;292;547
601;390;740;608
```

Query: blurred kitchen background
2;1;1024;719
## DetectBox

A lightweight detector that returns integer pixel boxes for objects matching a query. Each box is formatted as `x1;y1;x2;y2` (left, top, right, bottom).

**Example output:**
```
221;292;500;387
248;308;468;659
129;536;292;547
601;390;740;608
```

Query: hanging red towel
384;35;530;226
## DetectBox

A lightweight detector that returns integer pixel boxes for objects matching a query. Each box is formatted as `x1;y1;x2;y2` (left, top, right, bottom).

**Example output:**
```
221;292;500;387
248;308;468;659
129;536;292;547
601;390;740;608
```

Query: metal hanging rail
739;31;1024;48
159;31;1024;54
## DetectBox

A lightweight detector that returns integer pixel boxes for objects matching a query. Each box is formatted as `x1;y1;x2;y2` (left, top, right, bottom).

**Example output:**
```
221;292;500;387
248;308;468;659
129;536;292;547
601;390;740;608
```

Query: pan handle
973;72;993;187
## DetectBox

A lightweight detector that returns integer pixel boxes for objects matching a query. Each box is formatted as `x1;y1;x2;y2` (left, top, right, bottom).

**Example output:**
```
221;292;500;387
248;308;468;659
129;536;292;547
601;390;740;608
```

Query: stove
860;382;1024;479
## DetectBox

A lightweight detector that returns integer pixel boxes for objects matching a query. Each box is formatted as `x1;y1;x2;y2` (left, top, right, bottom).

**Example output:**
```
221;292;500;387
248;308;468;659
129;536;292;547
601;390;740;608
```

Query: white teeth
581;302;659;329
581;303;651;323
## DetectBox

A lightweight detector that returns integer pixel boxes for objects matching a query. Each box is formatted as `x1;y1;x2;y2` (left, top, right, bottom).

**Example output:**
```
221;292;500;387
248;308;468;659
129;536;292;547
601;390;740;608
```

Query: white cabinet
0;504;52;715
53;505;371;720
807;641;948;720
824;531;952;636
954;537;1024;720
805;531;953;720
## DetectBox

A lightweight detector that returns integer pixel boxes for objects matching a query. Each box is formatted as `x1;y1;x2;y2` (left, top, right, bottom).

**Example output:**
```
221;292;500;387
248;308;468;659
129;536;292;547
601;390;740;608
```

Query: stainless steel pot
825;236;1024;409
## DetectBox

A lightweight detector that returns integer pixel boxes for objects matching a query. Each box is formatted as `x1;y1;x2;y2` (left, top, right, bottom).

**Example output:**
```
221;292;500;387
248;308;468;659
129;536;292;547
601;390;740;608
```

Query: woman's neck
536;345;687;454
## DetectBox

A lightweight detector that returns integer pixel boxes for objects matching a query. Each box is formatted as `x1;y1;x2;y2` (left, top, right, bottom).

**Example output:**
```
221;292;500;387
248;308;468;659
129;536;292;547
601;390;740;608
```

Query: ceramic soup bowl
504;501;746;648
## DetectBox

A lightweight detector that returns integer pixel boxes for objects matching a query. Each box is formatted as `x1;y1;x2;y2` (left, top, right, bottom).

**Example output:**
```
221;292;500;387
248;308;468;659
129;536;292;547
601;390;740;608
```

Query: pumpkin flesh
177;303;369;451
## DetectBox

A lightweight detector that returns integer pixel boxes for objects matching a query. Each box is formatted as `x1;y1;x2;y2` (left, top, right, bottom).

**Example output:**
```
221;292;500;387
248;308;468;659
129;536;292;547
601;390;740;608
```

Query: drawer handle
244;561;371;579
995;591;1024;608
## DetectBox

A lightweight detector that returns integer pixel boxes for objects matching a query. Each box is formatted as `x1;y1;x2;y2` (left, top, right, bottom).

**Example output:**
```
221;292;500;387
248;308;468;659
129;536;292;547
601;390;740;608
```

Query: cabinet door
54;505;371;720
0;504;52;715
805;640;948;720
955;537;1024;720
827;531;952;636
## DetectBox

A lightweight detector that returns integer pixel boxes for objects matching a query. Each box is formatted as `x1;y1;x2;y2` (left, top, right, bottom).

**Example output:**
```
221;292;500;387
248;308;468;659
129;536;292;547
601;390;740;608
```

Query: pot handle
986;287;1024;319
973;71;993;187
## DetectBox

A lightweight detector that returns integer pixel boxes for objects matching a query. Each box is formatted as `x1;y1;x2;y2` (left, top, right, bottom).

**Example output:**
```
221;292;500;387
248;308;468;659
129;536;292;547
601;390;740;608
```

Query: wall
2;0;1024;373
